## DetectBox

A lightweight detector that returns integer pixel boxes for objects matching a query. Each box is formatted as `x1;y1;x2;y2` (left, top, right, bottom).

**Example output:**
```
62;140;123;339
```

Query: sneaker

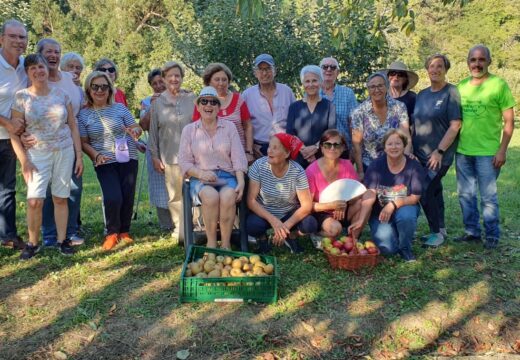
102;234;119;251
310;234;323;250
59;239;76;256
422;233;445;248
20;243;40;260
119;232;134;245
257;237;272;254
1;236;26;250
284;239;304;254
69;234;84;246
440;228;448;238
454;233;481;243
399;248;416;262
484;238;499;249
248;235;257;245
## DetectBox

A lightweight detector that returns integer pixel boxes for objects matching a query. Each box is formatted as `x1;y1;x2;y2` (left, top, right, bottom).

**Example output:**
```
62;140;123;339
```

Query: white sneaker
69;234;84;246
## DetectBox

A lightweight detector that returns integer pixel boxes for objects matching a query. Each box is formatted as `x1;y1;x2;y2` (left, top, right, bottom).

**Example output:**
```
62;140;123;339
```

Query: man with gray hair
320;57;358;152
0;19;28;250
455;44;516;249
242;53;296;157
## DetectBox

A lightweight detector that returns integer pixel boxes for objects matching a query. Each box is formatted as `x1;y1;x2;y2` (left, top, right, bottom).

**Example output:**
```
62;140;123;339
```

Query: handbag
95;109;130;163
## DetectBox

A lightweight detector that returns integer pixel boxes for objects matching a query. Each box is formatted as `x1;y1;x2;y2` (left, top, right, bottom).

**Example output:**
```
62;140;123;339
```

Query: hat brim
383;68;419;91
319;179;367;203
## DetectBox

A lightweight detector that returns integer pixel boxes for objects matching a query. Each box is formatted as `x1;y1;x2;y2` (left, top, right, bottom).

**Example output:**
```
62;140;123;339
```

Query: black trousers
420;164;449;233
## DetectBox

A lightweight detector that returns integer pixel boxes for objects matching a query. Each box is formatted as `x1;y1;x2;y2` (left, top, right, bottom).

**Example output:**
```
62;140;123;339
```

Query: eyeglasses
321;65;337;71
90;84;110;92
97;67;116;74
199;98;219;106
322;142;343;150
367;84;386;91
388;71;407;78
255;67;273;73
6;34;27;40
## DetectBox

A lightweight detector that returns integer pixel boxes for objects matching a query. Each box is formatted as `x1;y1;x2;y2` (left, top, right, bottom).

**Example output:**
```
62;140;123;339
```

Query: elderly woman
148;62;196;241
94;58;128;107
247;133;318;254
179;86;247;249
286;65;336;168
413;54;462;247
137;68;172;231
384;61;418;125
351;73;411;180
32;39;85;247
78;71;142;250
60;52;85;87
10;54;83;259
349;129;425;261
306;129;363;239
193;63;254;163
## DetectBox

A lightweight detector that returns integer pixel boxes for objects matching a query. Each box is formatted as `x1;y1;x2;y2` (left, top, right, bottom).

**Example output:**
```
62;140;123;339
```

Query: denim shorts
189;170;237;206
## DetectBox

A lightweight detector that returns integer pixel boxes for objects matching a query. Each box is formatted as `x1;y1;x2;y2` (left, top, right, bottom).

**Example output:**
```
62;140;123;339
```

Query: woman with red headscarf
247;133;318;254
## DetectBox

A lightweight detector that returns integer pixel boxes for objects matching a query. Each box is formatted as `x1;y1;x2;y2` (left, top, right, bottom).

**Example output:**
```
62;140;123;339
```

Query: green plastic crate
179;245;279;303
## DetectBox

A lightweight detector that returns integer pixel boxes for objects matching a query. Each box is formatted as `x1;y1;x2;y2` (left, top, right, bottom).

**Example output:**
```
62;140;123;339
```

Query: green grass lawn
0;130;519;359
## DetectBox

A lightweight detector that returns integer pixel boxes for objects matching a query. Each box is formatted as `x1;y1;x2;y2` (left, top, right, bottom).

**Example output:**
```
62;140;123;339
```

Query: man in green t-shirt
455;44;516;250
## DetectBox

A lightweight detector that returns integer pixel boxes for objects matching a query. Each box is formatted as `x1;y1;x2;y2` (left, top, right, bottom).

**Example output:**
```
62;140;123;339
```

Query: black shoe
399;248;416;262
453;233;481;243
59;239;76;256
20;244;40;260
257;239;272;254
284;239;304;254
484;238;499;249
2;236;26;250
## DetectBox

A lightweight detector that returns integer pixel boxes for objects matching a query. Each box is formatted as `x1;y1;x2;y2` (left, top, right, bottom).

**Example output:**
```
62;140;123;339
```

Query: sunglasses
199;98;219;106
321;65;338;71
97;67;116;74
91;84;110;92
388;71;407;78
322;142;343;150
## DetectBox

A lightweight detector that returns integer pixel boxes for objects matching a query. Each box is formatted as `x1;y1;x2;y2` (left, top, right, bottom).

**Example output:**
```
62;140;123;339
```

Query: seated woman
247;133;318;254
286;65;336;168
178;86;247;249
349;129;425;261
305;129;363;239
10;54;83;260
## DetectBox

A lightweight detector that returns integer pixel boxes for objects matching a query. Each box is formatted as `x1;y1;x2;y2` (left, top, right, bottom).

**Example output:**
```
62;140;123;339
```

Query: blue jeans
42;159;83;242
368;205;419;256
456;154;500;240
247;212;318;237
0;139;18;241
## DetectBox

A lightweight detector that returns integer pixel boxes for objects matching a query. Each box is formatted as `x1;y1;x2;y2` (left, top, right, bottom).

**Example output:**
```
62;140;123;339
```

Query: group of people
0;18;515;262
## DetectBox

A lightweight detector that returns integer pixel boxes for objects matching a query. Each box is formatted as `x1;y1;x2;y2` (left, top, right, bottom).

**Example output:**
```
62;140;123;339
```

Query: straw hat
383;61;419;91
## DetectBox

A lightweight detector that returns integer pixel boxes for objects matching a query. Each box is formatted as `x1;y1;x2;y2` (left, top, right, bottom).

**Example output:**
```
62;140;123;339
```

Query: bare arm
283;188;313;230
10;110;36;183
0;114;24;136
351;129;364;180
66;104;83;177
493;108;515;168
347;189;376;236
427;119;461;170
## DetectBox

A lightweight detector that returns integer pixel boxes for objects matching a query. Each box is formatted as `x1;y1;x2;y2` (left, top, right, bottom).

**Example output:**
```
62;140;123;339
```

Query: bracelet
390;200;398;210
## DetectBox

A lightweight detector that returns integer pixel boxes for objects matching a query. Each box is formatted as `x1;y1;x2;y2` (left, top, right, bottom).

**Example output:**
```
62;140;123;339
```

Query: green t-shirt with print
457;74;516;156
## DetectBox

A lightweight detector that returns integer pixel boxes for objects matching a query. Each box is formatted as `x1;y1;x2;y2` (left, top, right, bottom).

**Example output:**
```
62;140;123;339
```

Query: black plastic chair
182;177;249;256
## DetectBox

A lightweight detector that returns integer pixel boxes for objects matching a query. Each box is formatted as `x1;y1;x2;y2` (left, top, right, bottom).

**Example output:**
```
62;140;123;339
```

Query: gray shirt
413;84;462;166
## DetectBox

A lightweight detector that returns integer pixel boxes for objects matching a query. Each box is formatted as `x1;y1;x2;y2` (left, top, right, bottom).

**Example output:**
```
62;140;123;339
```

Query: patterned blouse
351;96;408;166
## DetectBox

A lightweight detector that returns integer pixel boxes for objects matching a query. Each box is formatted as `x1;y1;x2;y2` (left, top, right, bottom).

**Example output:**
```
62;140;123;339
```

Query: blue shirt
321;84;358;147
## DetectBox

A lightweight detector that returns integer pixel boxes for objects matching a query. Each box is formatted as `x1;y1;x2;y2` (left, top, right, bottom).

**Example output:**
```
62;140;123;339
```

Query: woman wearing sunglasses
94;58;128;107
384;61;418;126
351;72;411;181
178;86;247;250
305;129;363;240
148;61;196;243
286;65;336;168
78;71;142;251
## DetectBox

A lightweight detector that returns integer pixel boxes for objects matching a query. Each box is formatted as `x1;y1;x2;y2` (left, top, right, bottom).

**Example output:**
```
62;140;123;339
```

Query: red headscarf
273;133;303;160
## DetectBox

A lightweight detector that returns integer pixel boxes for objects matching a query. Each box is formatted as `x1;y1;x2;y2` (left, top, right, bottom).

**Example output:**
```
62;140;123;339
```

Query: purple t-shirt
364;155;425;216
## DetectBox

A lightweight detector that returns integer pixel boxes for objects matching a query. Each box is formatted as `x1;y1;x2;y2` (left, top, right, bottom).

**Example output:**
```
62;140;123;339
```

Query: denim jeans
368;205;419;256
456;154;500;240
42;158;83;242
0;139;18;240
247;212;318;237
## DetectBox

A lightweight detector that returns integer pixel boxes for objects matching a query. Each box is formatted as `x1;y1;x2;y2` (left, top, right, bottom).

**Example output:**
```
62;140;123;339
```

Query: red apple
333;240;343;249
359;249;369;255
343;242;354;252
367;247;378;254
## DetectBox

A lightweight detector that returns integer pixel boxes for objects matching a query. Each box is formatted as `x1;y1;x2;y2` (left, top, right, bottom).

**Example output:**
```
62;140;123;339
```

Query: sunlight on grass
434;268;455;280
347;295;384;316
271;281;322;317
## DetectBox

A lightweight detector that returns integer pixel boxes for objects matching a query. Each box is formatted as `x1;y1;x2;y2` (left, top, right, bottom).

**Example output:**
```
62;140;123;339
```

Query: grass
0;129;519;359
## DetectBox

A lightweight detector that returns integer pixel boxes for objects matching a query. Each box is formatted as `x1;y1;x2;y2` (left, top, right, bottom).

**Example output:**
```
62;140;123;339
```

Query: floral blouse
351;96;408;166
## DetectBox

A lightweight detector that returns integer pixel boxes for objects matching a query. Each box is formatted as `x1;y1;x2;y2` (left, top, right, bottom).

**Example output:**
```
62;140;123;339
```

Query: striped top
249;157;309;218
178;119;248;177
78;103;139;164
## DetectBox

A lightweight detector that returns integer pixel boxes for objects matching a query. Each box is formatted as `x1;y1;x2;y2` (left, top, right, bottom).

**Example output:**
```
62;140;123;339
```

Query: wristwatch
436;148;445;155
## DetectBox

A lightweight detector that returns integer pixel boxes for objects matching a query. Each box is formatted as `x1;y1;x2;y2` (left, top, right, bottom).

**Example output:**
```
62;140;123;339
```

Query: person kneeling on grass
10;53;83;260
349;129;425;262
246;133;318;254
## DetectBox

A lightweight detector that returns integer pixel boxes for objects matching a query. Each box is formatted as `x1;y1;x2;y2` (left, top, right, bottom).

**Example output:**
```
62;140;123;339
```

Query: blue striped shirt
78;103;139;164
249;157;309;218
321;84;358;147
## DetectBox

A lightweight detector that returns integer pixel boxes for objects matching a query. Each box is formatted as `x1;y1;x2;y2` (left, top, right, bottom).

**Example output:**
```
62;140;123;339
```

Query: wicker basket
323;238;381;271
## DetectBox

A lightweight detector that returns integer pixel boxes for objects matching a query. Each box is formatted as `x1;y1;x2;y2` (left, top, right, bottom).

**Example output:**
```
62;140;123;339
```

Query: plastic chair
182;177;249;256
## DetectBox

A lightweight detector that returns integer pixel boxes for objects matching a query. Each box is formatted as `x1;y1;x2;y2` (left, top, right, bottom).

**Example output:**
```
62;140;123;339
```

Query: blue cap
254;54;275;67
198;86;218;98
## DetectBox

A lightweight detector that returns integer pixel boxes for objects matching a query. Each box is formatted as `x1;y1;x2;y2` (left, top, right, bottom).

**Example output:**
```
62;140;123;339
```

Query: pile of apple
185;252;274;278
322;236;379;256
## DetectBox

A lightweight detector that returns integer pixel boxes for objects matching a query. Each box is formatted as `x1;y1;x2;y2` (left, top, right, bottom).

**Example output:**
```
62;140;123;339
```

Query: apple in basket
332;240;343;249
329;247;341;256
322;237;333;247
